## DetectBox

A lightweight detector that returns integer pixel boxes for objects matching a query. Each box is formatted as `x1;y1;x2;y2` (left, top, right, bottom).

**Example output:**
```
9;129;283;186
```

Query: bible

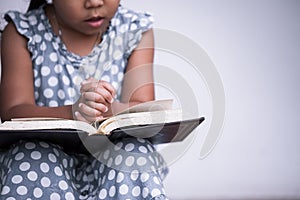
0;99;205;153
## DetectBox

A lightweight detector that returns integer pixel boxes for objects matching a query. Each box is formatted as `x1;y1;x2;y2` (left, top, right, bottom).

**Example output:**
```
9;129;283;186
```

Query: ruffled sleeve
4;8;45;54
110;6;154;59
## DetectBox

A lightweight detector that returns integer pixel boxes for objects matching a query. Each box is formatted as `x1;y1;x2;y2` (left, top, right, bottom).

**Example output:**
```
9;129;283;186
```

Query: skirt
0;136;169;200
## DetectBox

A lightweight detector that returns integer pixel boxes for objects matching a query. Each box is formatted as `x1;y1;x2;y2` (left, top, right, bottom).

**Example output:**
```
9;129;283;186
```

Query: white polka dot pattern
0;138;169;199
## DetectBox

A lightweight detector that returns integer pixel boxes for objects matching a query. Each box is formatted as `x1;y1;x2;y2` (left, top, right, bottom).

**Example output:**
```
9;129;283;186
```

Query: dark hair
27;0;47;12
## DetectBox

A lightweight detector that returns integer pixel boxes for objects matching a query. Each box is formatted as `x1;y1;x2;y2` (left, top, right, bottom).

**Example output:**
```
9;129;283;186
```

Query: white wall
123;0;300;199
1;0;300;199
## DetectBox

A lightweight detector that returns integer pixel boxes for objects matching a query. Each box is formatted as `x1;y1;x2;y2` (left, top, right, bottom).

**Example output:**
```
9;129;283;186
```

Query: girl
0;0;168;199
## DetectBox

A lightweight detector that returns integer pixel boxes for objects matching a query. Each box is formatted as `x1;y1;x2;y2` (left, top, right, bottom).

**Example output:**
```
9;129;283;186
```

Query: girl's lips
85;17;104;28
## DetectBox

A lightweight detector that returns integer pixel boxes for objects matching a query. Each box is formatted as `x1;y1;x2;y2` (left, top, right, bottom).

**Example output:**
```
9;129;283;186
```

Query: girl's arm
0;23;75;121
105;29;155;116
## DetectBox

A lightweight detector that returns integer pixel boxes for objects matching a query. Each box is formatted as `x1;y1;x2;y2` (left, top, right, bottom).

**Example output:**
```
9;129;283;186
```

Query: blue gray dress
0;4;168;200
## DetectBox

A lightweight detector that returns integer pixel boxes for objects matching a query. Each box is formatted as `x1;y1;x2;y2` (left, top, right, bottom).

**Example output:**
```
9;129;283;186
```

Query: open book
0;99;205;152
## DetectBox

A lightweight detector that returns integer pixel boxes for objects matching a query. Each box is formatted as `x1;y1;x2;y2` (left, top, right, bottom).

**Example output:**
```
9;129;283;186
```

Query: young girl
0;0;168;199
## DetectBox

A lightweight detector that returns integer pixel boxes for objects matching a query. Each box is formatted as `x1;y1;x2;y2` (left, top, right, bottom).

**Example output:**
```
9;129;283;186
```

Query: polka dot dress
0;138;169;199
1;4;169;200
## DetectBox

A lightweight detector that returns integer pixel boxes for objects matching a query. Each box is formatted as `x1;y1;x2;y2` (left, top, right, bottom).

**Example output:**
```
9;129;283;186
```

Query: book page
117;99;174;115
11;117;65;121
95;108;183;135
0;120;98;134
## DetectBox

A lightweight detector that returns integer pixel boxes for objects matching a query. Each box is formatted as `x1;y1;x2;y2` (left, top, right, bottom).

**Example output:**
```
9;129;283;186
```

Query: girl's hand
73;77;116;122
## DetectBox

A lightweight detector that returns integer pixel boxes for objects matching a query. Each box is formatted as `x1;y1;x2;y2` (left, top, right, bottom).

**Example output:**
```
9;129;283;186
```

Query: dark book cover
0;117;204;154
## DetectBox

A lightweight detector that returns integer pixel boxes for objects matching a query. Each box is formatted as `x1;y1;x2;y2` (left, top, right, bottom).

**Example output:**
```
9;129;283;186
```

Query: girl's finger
80;78;97;93
80;78;99;92
94;86;115;103
75;111;102;123
78;103;102;118
98;81;116;97
84;101;108;113
74;111;89;123
83;89;114;104
81;79;116;98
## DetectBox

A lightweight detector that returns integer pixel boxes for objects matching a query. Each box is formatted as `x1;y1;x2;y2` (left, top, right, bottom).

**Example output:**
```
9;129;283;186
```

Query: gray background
1;0;300;199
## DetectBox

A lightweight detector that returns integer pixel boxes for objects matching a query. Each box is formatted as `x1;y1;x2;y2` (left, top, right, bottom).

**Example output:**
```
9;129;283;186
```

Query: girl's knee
4;140;68;170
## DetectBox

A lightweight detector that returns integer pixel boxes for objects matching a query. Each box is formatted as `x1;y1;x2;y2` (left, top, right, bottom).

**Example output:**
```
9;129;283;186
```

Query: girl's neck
46;5;101;56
